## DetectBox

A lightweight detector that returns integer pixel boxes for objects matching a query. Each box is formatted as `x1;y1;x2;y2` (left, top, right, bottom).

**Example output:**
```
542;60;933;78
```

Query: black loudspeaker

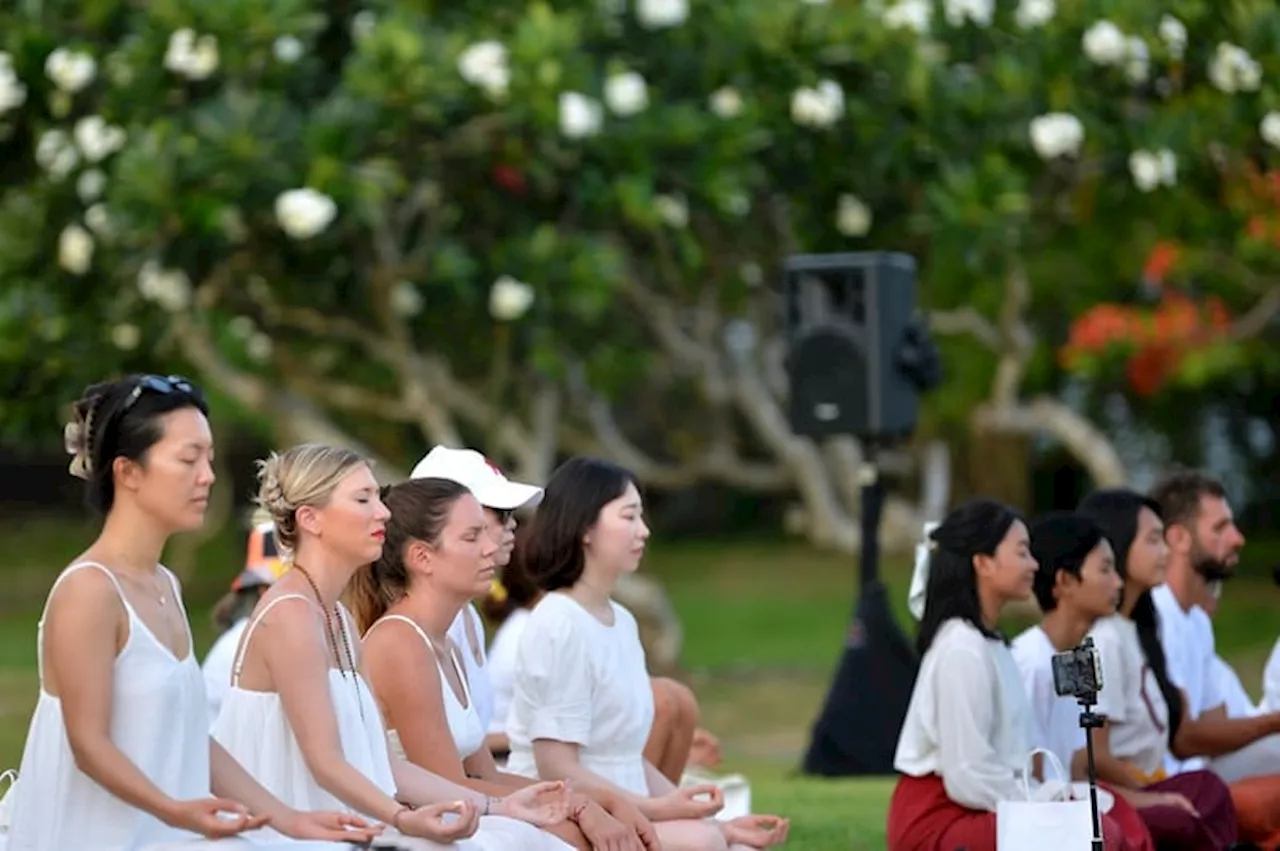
784;252;940;442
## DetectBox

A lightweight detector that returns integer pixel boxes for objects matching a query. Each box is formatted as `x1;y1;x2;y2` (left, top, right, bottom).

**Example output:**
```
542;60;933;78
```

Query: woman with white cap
410;447;721;787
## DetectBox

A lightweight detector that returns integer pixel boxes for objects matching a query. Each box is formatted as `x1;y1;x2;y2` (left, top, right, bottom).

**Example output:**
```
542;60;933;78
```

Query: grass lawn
2;517;1280;849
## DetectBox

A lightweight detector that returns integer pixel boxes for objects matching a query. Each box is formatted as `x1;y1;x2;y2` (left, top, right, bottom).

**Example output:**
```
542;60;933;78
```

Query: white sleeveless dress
373;616;573;851
3;562;211;851
213;596;485;850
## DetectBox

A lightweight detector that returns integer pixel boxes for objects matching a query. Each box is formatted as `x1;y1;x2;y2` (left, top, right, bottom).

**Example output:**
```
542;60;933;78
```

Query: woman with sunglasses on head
506;456;789;851
212;444;572;849
355;477;652;851
2;375;381;851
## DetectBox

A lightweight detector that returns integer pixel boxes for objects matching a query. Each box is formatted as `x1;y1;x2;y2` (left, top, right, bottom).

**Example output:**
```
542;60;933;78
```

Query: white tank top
368;616;486;761
211;595;398;826
4;562;210;851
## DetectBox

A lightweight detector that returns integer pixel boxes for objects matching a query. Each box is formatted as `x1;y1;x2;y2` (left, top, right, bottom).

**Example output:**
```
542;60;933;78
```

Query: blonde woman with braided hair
212;444;572;849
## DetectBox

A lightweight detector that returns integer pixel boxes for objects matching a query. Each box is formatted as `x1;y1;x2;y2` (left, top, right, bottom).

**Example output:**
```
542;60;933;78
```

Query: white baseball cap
410;446;544;510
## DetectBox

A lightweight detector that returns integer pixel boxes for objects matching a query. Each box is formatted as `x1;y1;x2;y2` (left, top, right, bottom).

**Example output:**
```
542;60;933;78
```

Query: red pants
885;774;1155;851
1137;771;1237;850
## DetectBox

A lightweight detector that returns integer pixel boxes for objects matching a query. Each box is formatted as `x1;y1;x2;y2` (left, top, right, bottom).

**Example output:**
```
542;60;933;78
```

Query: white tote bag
996;748;1096;851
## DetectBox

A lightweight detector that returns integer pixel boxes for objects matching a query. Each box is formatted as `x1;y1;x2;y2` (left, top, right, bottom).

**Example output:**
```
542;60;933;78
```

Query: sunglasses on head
121;374;198;414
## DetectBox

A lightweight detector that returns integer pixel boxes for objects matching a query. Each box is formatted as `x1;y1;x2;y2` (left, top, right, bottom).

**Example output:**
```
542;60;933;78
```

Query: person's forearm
538;759;662;817
208;739;292;824
69;733;180;825
485;731;511;754
307;751;406;824
1071;748;1141;791
1176;713;1280;759
391;756;491;811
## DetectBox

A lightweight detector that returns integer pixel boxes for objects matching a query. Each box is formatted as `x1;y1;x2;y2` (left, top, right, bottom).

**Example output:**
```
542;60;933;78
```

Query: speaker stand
801;463;919;776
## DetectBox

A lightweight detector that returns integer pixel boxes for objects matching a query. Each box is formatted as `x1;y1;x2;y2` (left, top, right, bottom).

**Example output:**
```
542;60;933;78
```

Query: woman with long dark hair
506;456;788;850
888;499;1114;851
1077;488;1279;848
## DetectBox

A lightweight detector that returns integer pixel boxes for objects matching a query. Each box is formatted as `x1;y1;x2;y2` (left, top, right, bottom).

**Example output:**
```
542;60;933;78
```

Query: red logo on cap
484;457;504;476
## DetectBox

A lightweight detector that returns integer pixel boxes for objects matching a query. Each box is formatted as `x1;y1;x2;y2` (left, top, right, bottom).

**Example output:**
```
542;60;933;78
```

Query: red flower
1142;241;1180;286
492;164;527;194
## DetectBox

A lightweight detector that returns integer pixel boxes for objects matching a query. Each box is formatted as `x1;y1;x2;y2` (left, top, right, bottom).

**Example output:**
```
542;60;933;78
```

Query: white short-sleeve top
504;592;655;796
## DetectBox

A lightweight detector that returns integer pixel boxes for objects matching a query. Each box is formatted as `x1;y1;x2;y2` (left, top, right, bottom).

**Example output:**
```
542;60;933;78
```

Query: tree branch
971;396;1126;487
170;312;404;478
1226;285;1280;341
928;306;1001;350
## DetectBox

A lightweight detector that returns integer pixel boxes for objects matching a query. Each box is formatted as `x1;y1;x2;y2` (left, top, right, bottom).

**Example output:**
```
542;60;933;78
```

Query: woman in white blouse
887;499;1042;851
506;456;789;851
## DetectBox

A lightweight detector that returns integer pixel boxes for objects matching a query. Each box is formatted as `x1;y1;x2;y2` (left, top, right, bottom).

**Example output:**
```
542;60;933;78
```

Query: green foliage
1;0;1279;452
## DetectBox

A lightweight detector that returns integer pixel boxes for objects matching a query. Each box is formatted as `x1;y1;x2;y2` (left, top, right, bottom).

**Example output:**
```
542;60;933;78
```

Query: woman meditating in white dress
355;476;657;851
211;444;572;848
2;375;378;850
506;456;790;851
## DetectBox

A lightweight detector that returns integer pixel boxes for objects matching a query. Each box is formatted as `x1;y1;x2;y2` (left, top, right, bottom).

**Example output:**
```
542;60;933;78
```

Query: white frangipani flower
709;87;743;118
0;52;28;116
137;260;193;312
351;12;377;42
275;188;337;240
457;41;510;99
1082;20;1127;66
558;92;603;139
73;114;126;162
489;275;535;322
791;80;844;129
390;281;424;317
45;48;97;93
246;333;273;362
882;0;931;33
1129;149;1176;192
1028;112;1084;160
943;0;994;28
35;129;79;180
110;323;141;351
604;71;648;117
835;194;872;237
164;29;220;81
1208;43;1262;94
1014;0;1054;29
228;316;257;339
1124;37;1150;84
84;204;114;238
1261;112;1280;150
273;35;304;64
1158;15;1187;59
76;169;106;203
635;0;689;29
58;224;94;275
654;194;689;228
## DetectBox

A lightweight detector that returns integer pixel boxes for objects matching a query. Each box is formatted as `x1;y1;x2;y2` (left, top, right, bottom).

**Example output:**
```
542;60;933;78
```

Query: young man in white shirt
1147;470;1280;783
1012;512;1125;774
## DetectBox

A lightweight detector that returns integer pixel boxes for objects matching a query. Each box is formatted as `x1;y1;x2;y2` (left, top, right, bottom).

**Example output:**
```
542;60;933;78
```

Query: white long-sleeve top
894;617;1033;811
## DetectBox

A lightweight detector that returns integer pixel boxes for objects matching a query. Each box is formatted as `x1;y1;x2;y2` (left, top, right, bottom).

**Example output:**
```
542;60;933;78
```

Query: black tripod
1077;694;1106;851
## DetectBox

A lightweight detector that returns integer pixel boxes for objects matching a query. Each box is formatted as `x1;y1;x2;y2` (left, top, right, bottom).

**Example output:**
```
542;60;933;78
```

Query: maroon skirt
885;773;1156;851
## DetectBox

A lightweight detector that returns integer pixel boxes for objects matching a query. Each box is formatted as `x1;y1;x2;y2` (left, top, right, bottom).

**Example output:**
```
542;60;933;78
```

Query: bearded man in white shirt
1147;470;1280;783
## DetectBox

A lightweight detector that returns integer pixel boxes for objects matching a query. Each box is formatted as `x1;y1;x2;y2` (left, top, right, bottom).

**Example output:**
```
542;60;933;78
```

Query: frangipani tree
2;0;1280;557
